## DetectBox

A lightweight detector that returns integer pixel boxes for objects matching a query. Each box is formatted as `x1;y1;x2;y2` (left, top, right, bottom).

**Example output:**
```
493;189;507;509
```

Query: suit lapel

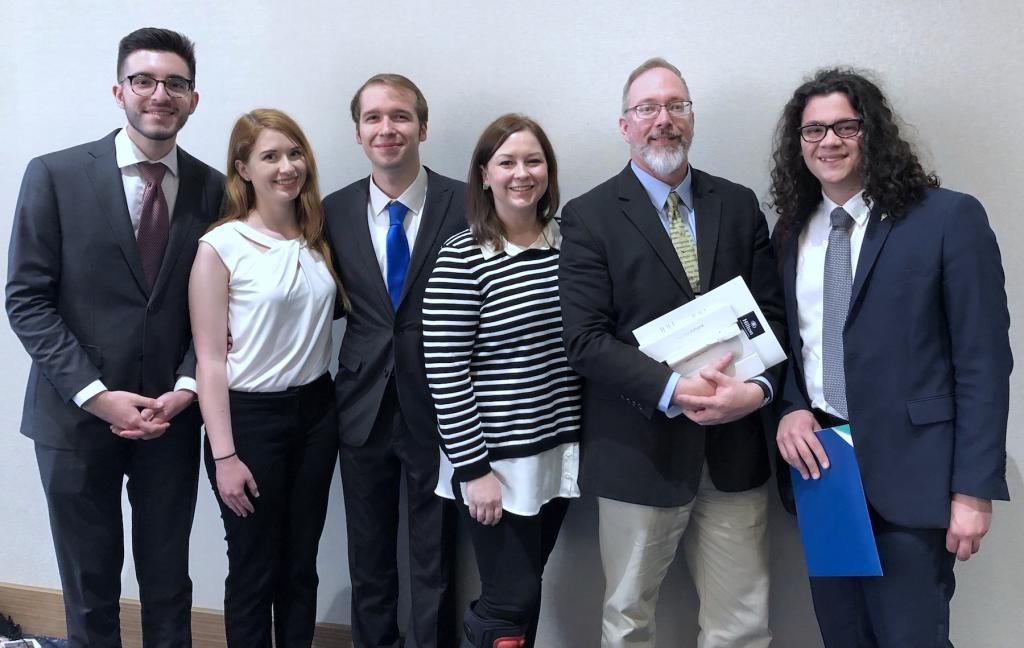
351;178;394;315
87;133;149;295
150;149;200;299
401;169;450;307
691;170;720;294
618;166;694;299
782;228;805;381
849;208;892;315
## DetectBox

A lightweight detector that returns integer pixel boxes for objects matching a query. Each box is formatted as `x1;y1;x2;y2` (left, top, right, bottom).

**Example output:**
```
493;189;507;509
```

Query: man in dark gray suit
322;74;463;648
6;28;223;648
559;58;785;648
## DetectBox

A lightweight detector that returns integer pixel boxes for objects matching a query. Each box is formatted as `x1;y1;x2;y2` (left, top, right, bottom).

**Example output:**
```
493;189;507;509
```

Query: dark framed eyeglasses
798;118;863;143
121;74;194;98
624;100;693;120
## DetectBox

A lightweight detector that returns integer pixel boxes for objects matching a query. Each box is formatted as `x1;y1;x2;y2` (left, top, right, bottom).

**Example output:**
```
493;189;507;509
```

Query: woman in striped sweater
423;114;583;648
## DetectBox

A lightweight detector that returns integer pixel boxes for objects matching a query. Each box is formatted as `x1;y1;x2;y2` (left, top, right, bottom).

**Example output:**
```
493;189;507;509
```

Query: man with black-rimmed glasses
771;67;1011;648
6;27;223;648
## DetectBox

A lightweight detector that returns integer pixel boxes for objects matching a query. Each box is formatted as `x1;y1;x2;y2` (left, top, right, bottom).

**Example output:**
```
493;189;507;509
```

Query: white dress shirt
795;191;872;416
366;165;428;281
116;127;181;234
73;128;189;407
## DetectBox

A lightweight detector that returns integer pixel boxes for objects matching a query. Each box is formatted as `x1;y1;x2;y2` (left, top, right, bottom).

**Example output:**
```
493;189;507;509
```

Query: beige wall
2;1;1022;645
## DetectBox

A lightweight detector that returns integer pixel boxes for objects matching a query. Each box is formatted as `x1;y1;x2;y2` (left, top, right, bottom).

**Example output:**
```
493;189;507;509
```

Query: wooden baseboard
0;582;352;647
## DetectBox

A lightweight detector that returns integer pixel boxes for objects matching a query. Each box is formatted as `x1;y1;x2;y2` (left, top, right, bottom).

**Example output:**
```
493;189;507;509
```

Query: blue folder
790;425;882;577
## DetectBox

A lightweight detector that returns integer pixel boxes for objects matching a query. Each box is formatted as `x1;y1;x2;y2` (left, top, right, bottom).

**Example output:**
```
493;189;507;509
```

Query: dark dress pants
456;492;570;648
807;409;957;648
205;374;338;648
34;405;201;648
339;381;457;648
809;508;955;648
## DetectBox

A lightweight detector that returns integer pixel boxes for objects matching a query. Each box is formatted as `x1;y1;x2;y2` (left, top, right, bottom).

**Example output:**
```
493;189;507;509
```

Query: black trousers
456;492;570;648
339;381;457;648
34;406;201;648
205;374;338;648
808;409;957;648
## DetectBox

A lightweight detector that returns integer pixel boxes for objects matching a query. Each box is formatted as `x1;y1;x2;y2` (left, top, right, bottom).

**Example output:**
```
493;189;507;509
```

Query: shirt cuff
659;372;683;419
174;376;197;394
73;380;107;408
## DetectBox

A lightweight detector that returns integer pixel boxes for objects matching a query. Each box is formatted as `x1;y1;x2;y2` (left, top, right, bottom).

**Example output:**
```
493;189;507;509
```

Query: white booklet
633;276;785;380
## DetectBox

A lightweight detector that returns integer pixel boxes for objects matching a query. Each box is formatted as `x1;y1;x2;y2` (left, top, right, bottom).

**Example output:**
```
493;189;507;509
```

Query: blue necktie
386;200;410;310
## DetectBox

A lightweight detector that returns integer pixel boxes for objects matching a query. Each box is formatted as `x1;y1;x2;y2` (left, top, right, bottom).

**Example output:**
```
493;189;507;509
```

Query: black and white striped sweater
422;229;583;482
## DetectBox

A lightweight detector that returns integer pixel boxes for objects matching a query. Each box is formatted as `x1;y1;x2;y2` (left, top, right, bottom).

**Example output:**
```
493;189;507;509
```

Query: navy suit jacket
6;130;224;449
322;169;467;447
559;164;786;507
777;187;1012;528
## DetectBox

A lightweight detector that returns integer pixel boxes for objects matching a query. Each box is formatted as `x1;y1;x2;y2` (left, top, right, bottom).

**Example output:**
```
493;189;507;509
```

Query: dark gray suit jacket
559;164;786;507
6;130;224;449
322;169;467;447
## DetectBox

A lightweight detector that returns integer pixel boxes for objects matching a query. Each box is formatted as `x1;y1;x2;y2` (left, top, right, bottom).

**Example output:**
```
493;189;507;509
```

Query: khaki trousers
599;464;771;648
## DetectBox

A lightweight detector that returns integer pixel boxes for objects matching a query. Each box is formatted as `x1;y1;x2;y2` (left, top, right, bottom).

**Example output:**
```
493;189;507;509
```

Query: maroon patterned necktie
137;161;169;289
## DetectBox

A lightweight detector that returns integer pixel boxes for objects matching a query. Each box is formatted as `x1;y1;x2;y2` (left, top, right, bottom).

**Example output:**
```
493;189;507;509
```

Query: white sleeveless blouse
199;221;335;392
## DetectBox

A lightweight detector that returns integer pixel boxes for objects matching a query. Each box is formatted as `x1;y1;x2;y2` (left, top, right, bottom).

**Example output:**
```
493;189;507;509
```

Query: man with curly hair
770;68;1011;647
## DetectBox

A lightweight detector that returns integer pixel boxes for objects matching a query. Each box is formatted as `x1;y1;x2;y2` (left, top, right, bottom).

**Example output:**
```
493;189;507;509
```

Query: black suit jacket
322;169;467;446
559;164;786;507
777;188;1011;528
6;130;224;449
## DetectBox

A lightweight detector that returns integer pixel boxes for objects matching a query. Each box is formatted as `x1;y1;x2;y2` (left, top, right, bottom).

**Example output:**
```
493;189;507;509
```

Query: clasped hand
672;353;764;426
85;389;194;440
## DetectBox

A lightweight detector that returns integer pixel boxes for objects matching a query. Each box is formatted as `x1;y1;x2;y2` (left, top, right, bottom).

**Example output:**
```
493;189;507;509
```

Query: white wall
2;1;1022;645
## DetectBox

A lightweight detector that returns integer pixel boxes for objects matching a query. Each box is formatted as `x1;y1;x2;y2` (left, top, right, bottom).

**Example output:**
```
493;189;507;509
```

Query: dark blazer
777;187;1011;528
6;130;224;449
559;164;786;507
322;169;467;446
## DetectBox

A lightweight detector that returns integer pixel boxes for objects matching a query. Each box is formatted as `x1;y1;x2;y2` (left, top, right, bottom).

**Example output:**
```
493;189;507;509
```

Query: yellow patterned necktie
666;191;700;293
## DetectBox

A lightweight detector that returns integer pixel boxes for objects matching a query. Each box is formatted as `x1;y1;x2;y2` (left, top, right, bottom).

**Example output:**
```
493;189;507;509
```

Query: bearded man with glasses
6;27;223;648
558;57;785;648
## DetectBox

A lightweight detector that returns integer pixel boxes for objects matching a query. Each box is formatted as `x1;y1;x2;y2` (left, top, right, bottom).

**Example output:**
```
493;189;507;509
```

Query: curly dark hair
769;68;939;247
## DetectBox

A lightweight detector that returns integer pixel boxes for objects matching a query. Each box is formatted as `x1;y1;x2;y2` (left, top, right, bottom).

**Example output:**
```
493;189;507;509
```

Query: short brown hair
117;27;196;80
621;57;688;112
466;114;559;252
349;73;429;124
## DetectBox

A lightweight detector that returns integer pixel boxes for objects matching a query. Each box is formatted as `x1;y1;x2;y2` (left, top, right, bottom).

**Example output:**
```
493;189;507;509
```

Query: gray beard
640;144;688;178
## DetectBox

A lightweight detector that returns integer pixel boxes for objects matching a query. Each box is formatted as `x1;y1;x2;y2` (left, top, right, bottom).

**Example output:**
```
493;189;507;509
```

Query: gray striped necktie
822;207;854;419
666;191;700;293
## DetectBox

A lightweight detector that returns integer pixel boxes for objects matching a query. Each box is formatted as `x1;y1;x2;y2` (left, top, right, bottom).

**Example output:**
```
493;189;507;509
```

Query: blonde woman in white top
189;109;347;648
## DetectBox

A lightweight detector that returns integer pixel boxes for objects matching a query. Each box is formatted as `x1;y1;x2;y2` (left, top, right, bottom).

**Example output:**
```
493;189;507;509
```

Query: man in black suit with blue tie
770;68;1011;648
322;74;462;648
6;28;223;648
